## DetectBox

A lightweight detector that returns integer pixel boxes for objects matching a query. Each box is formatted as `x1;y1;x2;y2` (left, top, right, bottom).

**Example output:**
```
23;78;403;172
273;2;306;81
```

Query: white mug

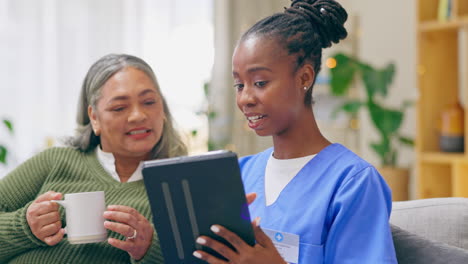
53;191;107;244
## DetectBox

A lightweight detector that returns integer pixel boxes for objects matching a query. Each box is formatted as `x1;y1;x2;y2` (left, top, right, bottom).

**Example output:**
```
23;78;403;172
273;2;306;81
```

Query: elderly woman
0;54;187;263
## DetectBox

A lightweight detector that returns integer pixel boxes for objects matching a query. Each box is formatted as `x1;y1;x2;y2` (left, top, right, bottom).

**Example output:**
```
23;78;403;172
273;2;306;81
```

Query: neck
113;154;147;183
272;110;331;159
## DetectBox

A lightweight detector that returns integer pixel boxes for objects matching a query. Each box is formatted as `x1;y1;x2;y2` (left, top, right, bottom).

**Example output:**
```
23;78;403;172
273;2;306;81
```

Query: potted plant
0;119;13;165
329;53;414;201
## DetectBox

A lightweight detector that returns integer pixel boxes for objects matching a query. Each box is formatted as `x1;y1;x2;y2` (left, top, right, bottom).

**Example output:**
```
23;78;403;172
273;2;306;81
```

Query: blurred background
0;0;446;201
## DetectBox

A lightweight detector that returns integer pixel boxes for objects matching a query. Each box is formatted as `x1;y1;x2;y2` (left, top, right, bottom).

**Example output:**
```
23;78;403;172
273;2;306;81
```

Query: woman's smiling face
233;35;310;138
89;66;165;160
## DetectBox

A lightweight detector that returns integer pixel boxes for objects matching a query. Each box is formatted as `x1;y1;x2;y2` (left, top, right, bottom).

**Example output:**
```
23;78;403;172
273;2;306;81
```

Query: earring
304;86;308;91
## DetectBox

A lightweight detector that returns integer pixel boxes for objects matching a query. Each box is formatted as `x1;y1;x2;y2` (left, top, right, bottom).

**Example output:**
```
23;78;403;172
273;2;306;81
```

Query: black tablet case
142;151;255;264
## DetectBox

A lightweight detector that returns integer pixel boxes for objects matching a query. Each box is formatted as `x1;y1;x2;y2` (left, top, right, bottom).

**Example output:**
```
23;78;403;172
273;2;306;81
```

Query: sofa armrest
390;197;468;250
392;224;468;264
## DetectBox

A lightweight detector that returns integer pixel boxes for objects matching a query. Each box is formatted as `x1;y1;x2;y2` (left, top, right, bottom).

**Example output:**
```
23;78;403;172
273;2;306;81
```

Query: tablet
142;150;255;264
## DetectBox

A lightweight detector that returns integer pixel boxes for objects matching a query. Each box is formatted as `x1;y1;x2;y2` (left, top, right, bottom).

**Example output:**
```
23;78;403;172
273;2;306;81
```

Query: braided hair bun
238;0;348;105
286;0;348;48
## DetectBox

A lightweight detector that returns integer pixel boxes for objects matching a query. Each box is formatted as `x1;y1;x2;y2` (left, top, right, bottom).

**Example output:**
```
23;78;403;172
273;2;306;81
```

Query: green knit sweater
0;147;164;264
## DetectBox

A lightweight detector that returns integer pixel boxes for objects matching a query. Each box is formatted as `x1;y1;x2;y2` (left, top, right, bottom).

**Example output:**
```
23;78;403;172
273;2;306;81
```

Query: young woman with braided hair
193;0;397;263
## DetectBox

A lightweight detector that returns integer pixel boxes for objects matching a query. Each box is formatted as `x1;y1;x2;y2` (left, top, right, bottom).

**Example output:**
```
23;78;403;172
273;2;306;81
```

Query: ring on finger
127;229;137;240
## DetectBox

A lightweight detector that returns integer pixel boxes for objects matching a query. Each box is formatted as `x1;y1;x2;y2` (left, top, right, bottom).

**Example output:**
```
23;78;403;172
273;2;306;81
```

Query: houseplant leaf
371;138;398;166
361;63;395;98
330;53;357;96
3;119;13;134
331;100;364;119
328;52;414;168
398;136;414;146
370;139;390;165
368;101;403;135
0;146;7;164
371;141;388;158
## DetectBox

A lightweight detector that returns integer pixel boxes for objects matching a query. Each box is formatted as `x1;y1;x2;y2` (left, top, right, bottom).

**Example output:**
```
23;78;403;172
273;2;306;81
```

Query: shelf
419;152;466;164
417;0;468;199
419;17;468;32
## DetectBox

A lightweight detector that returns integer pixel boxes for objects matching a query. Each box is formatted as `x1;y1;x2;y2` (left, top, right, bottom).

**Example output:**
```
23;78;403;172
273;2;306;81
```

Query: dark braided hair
240;0;348;105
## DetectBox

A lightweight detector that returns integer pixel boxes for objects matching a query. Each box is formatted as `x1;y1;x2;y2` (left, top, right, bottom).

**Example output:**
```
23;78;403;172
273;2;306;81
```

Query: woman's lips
246;115;266;129
126;129;152;140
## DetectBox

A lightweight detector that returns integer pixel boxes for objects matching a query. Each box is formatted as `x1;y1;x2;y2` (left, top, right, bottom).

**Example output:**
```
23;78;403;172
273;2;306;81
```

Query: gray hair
67;53;187;159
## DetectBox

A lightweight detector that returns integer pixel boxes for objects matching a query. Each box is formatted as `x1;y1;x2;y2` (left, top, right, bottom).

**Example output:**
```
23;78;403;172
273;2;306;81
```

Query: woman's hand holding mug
104;205;154;260
29;191;108;246
26;191;65;246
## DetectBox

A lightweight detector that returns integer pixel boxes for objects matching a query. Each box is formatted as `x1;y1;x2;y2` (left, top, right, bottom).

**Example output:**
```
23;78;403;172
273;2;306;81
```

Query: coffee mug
53;191;107;244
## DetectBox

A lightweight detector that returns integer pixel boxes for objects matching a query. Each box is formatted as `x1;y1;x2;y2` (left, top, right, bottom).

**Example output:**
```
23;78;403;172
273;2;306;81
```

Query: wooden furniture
417;0;468;198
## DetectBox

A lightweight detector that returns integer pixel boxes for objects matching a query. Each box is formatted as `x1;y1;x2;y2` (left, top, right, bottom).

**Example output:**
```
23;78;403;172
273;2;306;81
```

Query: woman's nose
128;106;147;123
237;86;256;107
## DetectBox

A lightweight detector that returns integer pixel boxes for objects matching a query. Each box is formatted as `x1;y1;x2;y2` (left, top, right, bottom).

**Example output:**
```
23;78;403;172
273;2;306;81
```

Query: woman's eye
144;100;156;106
254;81;267;88
234;83;244;91
112;107;125;112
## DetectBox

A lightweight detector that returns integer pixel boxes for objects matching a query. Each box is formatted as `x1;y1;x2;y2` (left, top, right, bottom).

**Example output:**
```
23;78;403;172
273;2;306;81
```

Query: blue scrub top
239;143;397;264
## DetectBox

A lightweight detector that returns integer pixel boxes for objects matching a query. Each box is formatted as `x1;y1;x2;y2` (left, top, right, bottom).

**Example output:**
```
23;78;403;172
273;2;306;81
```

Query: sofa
390;197;468;263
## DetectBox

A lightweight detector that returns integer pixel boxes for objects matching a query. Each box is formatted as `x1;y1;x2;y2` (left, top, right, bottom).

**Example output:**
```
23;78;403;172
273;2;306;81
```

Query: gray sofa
390;198;468;263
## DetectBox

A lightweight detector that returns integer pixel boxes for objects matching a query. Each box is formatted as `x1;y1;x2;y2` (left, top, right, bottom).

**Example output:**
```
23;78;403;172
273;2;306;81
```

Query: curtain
0;0;213;176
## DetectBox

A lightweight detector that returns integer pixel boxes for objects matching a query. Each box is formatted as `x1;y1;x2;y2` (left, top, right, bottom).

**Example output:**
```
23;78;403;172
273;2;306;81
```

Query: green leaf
361;63;395;98
203;82;210;98
327;53;413;166
368;101;403;136
370;140;390;165
331;100;364;119
398;136;414;146
330;53;358;96
207;140;217;151
191;129;198;137
3;119;13;134
371;137;397;166
0;146;7;164
208;111;217;120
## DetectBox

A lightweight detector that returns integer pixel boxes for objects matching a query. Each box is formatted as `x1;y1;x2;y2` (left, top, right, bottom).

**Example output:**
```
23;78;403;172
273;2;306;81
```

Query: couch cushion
392;224;468;264
390;197;468;250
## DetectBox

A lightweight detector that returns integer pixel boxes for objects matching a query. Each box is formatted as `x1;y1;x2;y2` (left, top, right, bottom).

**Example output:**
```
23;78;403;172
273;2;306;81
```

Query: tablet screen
142;150;255;264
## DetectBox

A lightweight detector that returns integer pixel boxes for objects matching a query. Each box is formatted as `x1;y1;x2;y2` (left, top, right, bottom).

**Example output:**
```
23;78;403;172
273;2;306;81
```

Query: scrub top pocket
298;242;323;264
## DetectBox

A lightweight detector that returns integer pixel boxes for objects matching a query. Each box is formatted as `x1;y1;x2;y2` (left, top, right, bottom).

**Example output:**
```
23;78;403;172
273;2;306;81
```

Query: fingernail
103;211;111;217
193;251;202;259
210;225;220;233
196;237;206;245
255;217;261;226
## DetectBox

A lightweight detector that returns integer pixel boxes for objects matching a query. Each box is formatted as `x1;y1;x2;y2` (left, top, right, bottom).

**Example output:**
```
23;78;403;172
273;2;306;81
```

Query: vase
439;102;464;152
378;167;409;201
